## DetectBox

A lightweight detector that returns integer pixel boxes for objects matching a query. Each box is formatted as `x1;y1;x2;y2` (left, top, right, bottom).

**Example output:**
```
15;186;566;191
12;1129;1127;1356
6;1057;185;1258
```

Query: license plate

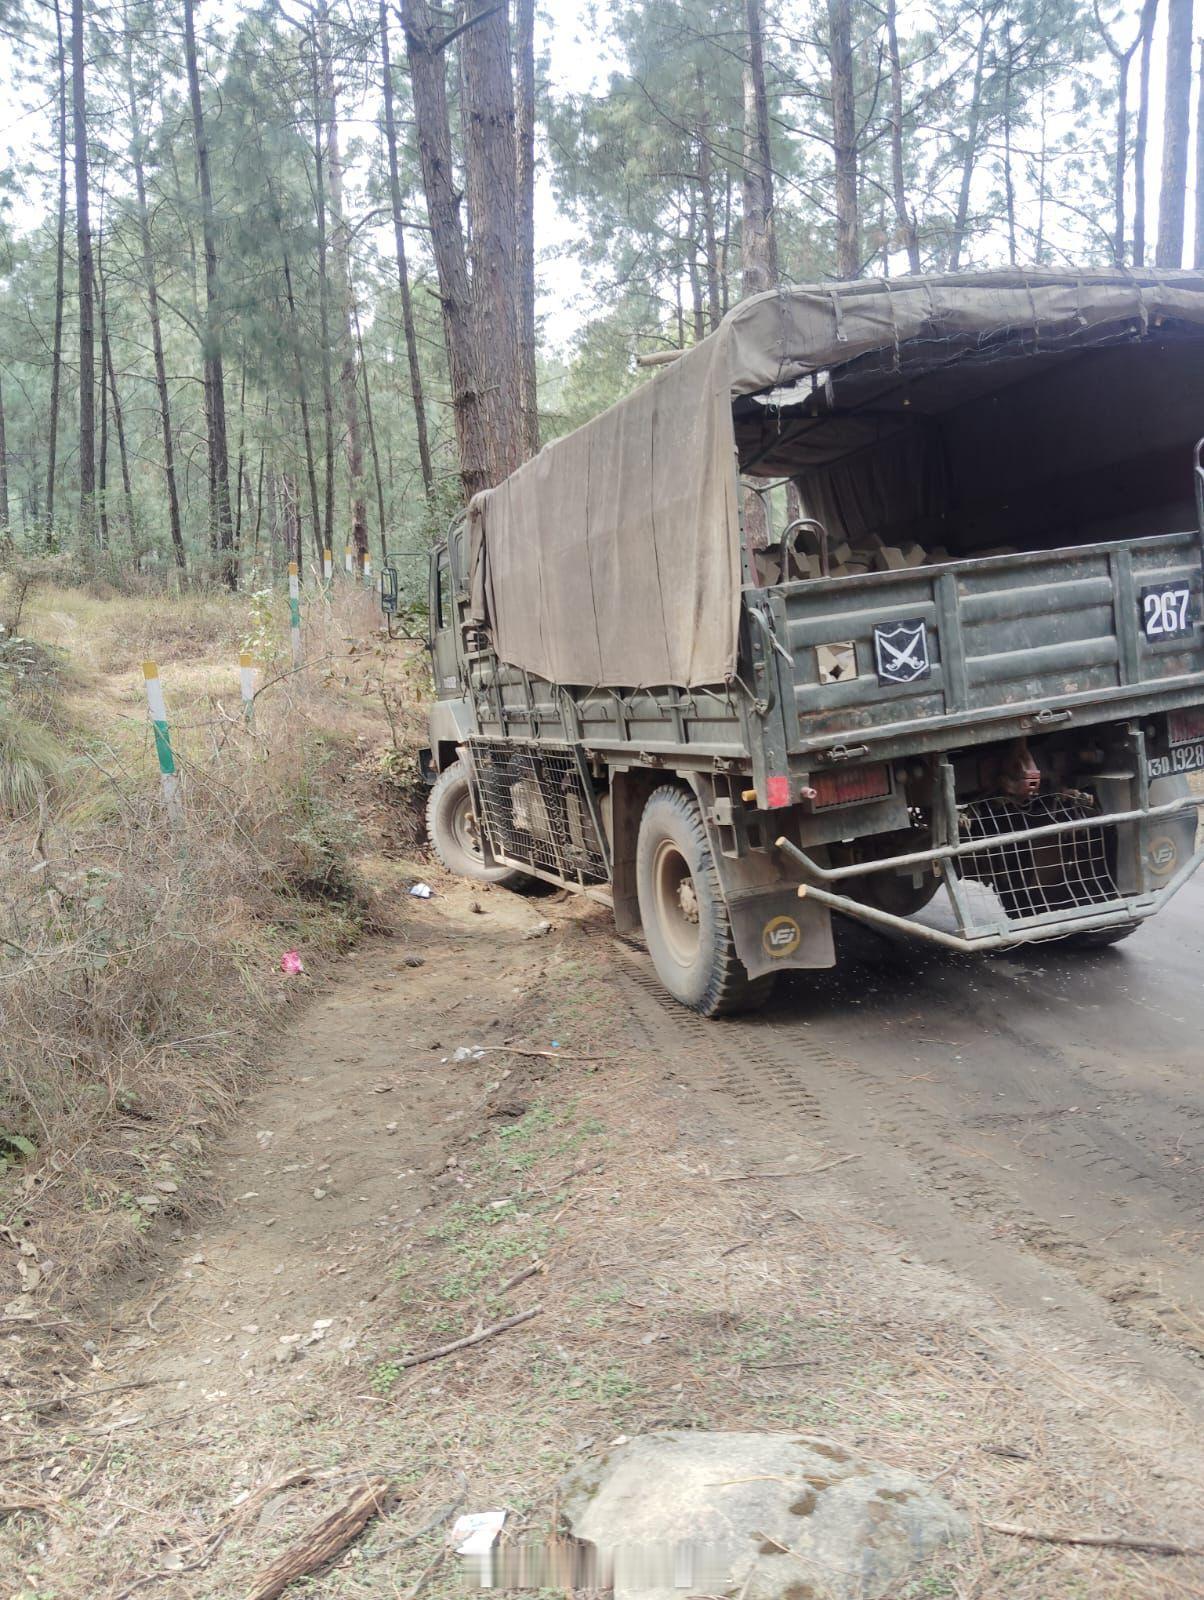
1141;582;1195;640
1149;741;1204;778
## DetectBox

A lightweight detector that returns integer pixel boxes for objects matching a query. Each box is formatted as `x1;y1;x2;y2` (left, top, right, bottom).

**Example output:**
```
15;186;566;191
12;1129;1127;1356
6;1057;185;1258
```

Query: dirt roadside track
617;869;1204;1365
4;864;1203;1600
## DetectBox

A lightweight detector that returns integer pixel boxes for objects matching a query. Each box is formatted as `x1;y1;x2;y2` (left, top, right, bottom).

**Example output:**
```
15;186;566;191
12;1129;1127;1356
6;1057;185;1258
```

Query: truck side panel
774;530;1204;758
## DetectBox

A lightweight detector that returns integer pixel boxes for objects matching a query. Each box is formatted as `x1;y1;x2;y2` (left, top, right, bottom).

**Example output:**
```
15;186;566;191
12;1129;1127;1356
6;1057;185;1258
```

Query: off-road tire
1065;923;1140;950
427;760;524;887
636;785;774;1017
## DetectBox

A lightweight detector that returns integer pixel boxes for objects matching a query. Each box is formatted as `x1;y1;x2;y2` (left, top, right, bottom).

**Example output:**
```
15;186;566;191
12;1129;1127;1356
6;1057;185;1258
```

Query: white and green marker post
143;660;182;821
288;560;302;666
239;651;257;724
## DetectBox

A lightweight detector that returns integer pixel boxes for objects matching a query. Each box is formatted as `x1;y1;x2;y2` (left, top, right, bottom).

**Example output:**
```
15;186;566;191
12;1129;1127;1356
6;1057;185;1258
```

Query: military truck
383;270;1204;1015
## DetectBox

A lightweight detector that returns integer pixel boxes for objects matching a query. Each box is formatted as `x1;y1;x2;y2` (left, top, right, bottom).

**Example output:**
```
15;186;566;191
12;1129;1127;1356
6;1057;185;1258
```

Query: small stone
403;955;425;968
524;920;553;940
312;1188;327;1200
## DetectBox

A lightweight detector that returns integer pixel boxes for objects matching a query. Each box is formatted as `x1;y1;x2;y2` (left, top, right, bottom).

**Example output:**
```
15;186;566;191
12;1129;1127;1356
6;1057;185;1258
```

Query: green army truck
383;270;1204;1015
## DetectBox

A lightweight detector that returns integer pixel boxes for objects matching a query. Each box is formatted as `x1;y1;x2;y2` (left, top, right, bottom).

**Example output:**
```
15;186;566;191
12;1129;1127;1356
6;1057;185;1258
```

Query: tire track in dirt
609;919;1204;1376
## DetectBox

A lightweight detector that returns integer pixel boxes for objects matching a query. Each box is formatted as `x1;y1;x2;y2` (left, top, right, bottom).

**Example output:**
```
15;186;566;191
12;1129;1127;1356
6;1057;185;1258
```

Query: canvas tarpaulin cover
468;269;1204;690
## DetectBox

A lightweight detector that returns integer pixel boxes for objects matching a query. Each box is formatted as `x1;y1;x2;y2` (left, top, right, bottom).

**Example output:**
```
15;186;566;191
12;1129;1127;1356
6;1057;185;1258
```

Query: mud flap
726;884;835;979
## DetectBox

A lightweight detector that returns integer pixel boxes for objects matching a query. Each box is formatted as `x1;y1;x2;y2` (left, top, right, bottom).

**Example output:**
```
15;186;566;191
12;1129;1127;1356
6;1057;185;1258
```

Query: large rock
559;1431;967;1600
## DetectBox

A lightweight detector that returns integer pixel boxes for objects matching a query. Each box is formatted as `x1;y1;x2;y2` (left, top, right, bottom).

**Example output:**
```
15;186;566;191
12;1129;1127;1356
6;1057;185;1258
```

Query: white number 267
1142;585;1192;638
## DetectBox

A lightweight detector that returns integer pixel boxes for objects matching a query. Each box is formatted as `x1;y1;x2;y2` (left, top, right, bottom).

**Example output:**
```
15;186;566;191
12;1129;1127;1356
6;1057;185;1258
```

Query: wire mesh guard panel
468;740;609;885
955;793;1120;922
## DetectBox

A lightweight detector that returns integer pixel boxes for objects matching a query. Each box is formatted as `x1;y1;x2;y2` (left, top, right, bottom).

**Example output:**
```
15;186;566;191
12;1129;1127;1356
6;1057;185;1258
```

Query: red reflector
1168;706;1204;747
766;775;793;809
811;763;892;810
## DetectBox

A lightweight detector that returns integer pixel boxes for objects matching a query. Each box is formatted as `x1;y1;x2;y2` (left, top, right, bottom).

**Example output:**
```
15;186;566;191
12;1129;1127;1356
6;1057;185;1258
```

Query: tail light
810;763;892;809
1168;706;1204;747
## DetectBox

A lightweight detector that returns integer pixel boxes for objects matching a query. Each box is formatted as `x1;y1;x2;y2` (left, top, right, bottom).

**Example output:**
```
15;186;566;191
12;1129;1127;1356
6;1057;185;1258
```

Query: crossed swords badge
873;617;931;685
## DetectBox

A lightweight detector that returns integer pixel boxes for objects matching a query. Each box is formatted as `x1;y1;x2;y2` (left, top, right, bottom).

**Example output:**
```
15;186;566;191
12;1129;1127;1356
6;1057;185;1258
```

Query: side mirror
380;563;400;615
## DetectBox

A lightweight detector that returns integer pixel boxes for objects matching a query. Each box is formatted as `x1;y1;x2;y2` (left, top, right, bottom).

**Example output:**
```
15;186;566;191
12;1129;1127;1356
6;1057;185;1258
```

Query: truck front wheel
636;785;773;1017
427;760;524;887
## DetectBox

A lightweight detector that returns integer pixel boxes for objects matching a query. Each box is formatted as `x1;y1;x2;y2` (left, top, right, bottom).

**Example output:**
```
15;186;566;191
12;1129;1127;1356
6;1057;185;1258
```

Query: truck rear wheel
636;785;773;1017
427;760;524;887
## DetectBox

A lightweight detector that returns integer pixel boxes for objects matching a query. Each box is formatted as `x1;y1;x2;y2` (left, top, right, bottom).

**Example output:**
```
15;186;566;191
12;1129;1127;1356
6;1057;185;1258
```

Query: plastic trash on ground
409;882;434;899
452;1510;507;1587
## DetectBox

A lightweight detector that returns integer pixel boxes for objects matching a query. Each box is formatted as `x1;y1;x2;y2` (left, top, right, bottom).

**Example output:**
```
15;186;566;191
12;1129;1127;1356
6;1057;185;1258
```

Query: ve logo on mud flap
873;618;930;685
1146;834;1179;875
762;915;802;959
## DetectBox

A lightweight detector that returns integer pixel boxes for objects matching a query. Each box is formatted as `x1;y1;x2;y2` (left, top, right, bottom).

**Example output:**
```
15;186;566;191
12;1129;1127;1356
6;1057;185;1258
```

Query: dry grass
0;571;425;1312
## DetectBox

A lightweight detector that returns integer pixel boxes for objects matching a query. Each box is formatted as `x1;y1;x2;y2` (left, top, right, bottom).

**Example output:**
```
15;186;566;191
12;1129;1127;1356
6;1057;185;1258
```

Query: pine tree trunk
696;76;723;329
742;0;779;294
354;302;389;559
99;266;135;548
1133;0;1159;266
514;0;539;458
460;0;523;485
687;188;705;342
947;14;991;272
46;0;68;532
233;360;246;556
97;234;111;547
1002;22;1016;265
0;375;10;542
306;24;337;555
401;0;491;502
279;246;324;568
1111;39;1131;262
1196;40;1204;267
828;0;858;278
253;436;266;555
71;0;96;545
1094;1;1147;264
98;316;109;547
321;4;369;568
885;0;920;272
183;0;234;585
883;0;922;272
380;0;435;496
1155;0;1193;267
104;340;135;543
124;21;185;570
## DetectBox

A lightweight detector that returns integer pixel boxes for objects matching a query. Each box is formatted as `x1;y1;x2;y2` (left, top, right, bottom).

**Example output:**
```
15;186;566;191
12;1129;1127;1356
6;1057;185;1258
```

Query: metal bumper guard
776;788;1204;953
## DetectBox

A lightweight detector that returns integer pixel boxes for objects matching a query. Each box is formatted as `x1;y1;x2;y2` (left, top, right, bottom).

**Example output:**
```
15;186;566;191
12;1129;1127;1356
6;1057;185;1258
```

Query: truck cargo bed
762;529;1204;762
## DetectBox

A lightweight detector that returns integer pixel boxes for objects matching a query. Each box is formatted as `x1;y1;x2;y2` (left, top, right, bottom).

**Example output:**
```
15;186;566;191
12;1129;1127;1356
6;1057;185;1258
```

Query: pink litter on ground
280;950;304;974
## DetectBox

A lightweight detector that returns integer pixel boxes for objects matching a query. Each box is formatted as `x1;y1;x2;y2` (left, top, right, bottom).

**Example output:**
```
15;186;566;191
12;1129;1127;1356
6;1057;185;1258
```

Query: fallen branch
405;1538;451;1600
371;1486;466;1558
242;1476;394;1600
807;1152;862;1175
495;1260;544;1296
717;1153;861;1182
984;1520;1204;1558
484;1047;618;1062
0;1496;58;1519
399;1307;541;1370
716;1171;798;1183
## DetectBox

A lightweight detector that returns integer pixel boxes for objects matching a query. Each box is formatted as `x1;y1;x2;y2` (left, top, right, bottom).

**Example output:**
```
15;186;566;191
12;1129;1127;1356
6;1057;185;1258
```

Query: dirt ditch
2;865;1202;1599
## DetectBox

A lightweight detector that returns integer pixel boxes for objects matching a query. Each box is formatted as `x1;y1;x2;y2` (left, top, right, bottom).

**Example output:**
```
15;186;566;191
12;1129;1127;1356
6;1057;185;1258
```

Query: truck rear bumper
776;788;1204;953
